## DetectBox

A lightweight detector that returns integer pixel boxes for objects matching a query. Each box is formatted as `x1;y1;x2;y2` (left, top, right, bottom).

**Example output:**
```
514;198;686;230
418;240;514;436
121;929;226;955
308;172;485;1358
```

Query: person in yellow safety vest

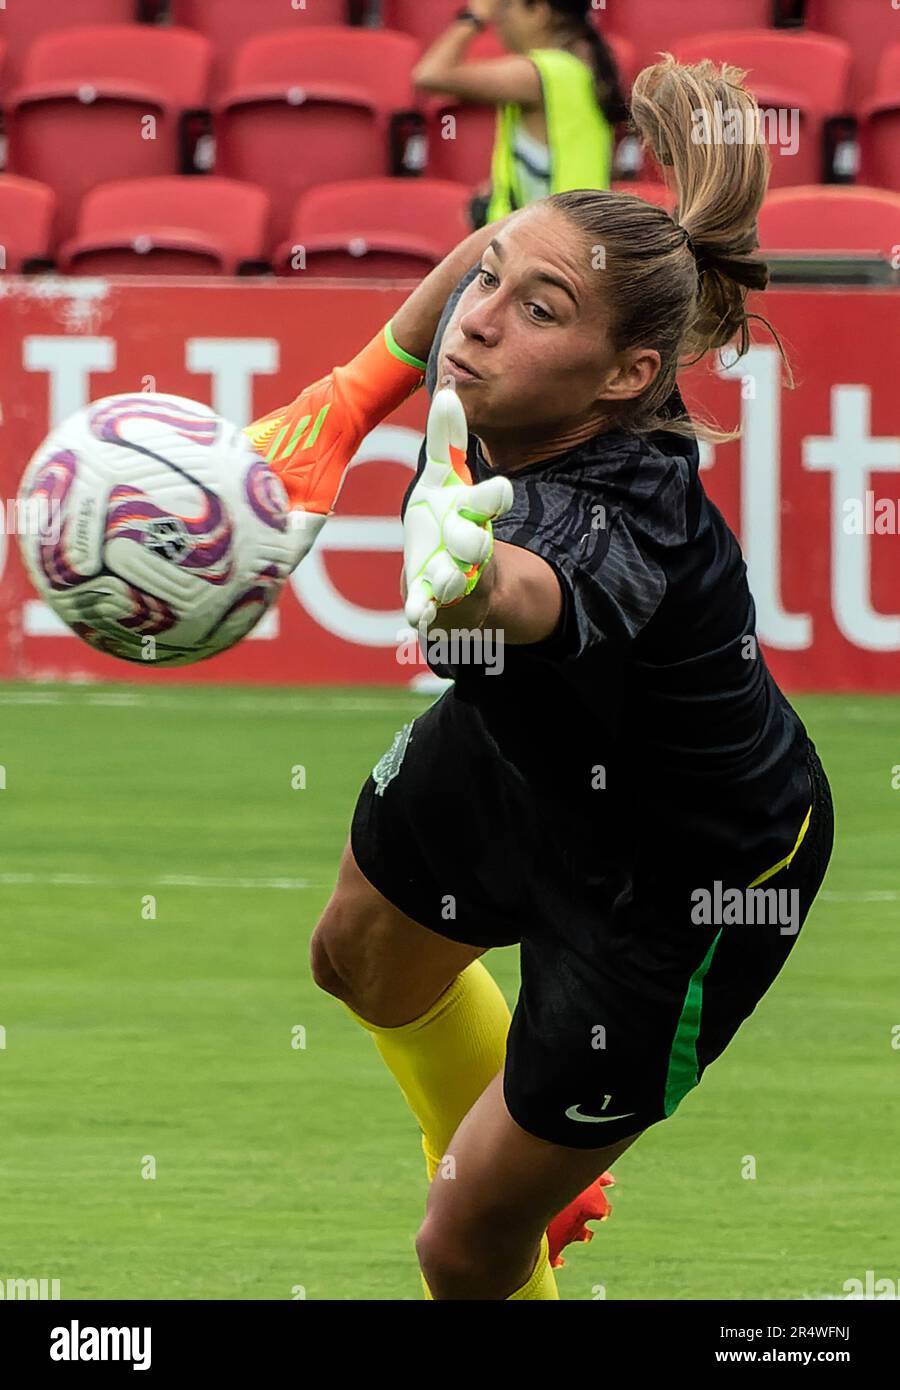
412;0;628;229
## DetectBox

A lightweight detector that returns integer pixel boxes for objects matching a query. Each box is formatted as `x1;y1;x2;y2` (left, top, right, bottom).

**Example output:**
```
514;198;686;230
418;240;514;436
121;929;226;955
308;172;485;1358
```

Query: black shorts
350;697;834;1150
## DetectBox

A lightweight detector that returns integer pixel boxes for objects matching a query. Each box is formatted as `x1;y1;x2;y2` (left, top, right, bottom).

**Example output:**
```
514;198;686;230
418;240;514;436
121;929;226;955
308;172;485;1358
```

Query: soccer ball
16;392;301;666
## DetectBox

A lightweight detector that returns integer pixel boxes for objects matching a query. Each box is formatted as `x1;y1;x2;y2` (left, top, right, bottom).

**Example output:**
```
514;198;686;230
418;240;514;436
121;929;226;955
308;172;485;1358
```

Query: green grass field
1;683;897;1300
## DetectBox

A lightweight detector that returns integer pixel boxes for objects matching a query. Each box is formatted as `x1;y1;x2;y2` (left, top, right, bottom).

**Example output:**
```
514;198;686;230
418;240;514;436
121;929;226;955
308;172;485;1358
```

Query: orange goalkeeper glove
244;321;427;567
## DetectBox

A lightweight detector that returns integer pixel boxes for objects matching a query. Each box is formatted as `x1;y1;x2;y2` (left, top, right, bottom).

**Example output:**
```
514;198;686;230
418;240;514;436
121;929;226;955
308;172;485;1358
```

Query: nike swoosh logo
565;1105;637;1124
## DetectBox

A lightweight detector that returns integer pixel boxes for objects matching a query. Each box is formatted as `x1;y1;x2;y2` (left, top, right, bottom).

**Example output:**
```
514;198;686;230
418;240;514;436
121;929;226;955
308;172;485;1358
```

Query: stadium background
1;1;898;1302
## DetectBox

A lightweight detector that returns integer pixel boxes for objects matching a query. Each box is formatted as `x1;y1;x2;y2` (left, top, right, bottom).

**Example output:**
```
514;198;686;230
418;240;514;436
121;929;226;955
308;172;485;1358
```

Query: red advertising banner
0;276;897;690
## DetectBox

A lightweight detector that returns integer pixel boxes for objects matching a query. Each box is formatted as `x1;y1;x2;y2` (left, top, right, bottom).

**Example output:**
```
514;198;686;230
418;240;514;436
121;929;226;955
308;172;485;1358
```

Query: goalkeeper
249;59;835;1302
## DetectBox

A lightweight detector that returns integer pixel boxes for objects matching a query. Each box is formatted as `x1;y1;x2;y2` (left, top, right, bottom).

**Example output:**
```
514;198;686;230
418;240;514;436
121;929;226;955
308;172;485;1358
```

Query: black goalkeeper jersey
399;269;813;888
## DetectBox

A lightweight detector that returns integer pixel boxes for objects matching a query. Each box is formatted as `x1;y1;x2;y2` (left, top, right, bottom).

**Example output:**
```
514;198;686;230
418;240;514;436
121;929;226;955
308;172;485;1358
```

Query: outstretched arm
244;215;512;522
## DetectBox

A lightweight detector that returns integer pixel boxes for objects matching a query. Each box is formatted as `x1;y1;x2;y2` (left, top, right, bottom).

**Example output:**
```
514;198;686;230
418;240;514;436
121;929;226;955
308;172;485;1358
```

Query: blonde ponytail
631;54;771;361
549;55;790;442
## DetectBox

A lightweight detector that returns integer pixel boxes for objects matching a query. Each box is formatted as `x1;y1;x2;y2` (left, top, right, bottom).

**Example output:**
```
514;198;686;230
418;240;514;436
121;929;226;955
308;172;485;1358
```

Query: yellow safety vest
486;47;614;222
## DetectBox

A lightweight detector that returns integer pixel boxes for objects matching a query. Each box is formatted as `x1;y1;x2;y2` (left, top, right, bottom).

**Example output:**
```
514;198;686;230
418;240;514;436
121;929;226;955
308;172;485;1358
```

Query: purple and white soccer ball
16;392;299;666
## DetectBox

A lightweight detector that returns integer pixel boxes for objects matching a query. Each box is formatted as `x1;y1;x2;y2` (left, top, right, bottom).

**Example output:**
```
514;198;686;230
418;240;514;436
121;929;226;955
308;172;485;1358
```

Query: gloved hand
403;384;513;628
244;323;426;571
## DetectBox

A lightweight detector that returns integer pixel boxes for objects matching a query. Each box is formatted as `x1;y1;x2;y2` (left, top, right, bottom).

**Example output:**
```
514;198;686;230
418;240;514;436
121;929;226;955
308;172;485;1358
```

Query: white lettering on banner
185;339;278;426
804;386;900;651
14;326;900;663
23;337;116;427
290;425;420;646
718;346;813;651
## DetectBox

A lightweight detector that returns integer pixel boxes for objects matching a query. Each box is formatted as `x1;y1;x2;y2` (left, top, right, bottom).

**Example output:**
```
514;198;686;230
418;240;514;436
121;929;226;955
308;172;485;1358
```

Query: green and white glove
403;385;514;628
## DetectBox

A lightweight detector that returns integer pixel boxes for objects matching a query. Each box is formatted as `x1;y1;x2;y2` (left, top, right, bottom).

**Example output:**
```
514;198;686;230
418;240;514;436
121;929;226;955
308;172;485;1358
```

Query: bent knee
416;1215;533;1301
416;1219;482;1299
309;888;391;1013
309;881;426;1024
309;840;481;1025
309;924;347;999
308;844;388;1005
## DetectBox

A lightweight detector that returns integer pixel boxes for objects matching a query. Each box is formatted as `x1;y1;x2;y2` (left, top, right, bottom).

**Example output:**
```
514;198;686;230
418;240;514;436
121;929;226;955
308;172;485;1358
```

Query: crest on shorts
373;721;414;797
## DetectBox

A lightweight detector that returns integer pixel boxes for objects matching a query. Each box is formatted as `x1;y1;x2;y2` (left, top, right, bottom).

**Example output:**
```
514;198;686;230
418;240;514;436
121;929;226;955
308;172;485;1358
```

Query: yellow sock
506;1234;559;1300
420;1233;559;1301
345;960;561;1298
343;959;511;1179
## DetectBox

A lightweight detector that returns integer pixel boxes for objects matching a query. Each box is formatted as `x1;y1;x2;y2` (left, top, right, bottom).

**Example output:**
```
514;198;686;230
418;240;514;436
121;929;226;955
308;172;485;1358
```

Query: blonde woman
254;58;834;1300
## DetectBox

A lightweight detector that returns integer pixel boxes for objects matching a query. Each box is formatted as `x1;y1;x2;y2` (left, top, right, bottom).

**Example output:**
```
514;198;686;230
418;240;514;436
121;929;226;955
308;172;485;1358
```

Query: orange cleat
546;1172;615;1269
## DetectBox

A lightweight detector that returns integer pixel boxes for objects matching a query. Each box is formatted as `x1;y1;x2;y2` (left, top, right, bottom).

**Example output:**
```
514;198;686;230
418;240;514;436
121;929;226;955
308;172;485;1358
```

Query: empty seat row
0;0;138;89
0;2;357;91
0;175;475;276
0;2;891;104
802;0;900;108
0;0;777;79
4;174;900;279
167;0;355;92
7;24;900;250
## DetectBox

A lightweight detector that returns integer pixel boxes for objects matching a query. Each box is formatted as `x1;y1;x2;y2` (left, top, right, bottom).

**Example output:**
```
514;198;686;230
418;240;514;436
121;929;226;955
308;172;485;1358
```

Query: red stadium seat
0;174;57;270
59;176;270;276
612;180;677;212
601;0;775;73
859;47;900;194
275;178;474;278
6;26;212;241
381;0;470;47
216;27;420;244
170;0;350;93
758;185;900;263
805;0;900;111
672;30;852;188
0;0;136;90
